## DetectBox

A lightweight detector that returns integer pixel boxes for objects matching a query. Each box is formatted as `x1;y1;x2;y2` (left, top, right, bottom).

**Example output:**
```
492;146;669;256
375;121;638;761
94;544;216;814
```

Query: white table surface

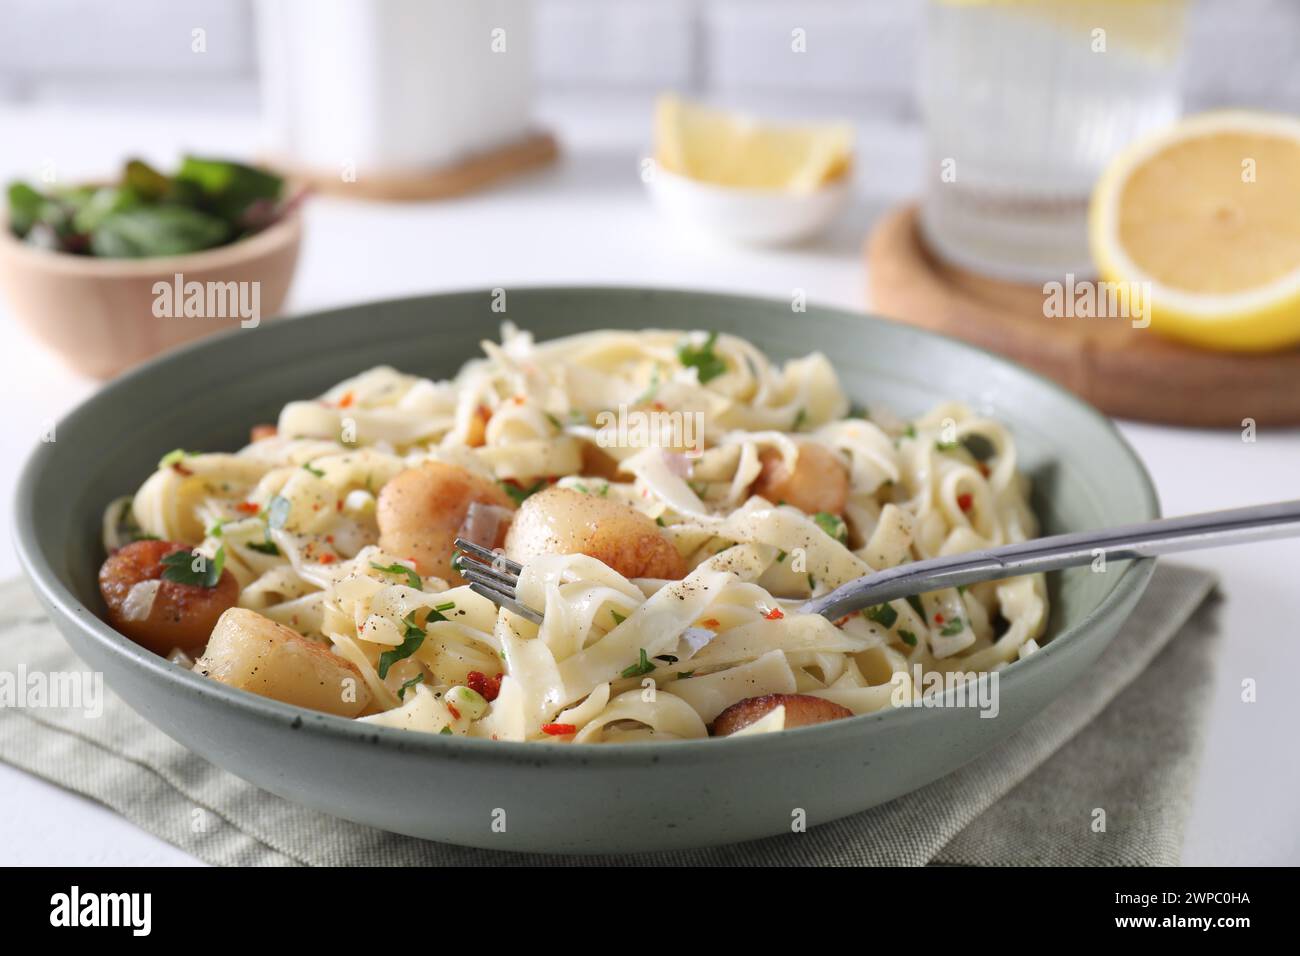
1;94;1296;866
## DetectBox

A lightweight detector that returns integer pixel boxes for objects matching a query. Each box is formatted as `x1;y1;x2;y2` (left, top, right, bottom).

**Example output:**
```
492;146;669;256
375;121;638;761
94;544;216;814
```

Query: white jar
255;0;536;176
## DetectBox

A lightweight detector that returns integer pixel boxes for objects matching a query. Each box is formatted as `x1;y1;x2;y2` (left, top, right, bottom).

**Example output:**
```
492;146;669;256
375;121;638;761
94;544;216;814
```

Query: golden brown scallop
504;486;687;580
711;693;853;736
98;539;239;657
753;442;849;515
376;461;515;581
194;608;372;717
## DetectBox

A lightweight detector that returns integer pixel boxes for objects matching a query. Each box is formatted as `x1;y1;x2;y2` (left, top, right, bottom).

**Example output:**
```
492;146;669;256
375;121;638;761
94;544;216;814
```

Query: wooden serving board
275;130;558;201
866;204;1300;428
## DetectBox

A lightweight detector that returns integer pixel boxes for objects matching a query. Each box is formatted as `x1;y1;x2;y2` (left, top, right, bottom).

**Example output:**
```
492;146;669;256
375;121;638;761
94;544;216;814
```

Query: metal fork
454;539;544;624
455;498;1300;624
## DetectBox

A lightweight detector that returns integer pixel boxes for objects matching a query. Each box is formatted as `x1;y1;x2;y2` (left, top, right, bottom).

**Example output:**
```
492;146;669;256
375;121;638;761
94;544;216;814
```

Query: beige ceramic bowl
0;210;302;379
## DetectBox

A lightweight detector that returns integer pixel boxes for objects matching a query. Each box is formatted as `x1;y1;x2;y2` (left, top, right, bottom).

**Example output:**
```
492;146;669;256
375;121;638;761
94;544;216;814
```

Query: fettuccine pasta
98;325;1047;743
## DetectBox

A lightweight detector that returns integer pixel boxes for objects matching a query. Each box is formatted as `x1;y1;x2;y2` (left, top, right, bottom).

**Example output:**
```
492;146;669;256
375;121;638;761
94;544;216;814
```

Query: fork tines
453;537;543;624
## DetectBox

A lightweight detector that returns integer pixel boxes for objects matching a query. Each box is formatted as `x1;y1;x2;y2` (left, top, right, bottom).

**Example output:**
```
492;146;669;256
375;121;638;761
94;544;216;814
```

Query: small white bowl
645;162;850;246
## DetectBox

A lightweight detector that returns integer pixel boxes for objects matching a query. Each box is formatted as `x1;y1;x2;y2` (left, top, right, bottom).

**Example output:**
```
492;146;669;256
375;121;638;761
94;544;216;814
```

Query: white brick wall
0;0;1296;113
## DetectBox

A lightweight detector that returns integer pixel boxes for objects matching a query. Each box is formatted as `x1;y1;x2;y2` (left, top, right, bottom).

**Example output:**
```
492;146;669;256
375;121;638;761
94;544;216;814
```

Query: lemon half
654;95;852;193
1089;111;1300;351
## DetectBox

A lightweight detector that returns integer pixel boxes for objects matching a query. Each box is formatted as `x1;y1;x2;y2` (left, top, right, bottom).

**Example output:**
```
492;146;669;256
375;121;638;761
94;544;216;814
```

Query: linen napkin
0;564;1220;866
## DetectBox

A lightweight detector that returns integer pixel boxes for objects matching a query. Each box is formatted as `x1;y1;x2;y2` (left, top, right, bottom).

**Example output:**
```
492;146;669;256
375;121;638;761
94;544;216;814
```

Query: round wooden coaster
865;204;1300;428
274;130;559;201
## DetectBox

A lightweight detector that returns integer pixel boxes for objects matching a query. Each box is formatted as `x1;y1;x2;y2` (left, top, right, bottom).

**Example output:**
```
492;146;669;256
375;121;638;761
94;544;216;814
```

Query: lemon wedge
1089;111;1300;351
654;95;852;192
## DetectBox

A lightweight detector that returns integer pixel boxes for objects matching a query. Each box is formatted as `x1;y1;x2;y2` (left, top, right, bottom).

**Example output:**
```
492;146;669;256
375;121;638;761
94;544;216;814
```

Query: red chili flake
235;501;260;514
325;535;334;544
651;401;666;411
466;671;501;702
934;613;945;624
698;618;721;629
171;462;193;477
311;503;321;511
542;723;576;736
834;615;853;627
764;606;785;621
318;553;337;565
512;395;526;405
338;391;355;409
447;703;461;720
336;500;344;512
957;493;973;512
978;462;991;478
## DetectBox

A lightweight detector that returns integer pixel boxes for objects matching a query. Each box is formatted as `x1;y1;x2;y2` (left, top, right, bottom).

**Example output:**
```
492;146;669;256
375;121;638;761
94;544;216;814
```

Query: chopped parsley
935;438;960;452
544;411;563;430
906;594;925;618
655;515;666;527
610;610;626;626
440;726;454;735
676;670;695;679
397;674;425;700
677;331;727;384
655;654;679;664
776;550;787;563
620;648;656;679
370;561;422;590
302;461;325;478
377;607;448;678
898;629;919;647
903;424;917;439
207;519;224;538
793;408;807;431
865;603;899;629
939;617;965;636
159;545;225;588
246;539;280;556
501;479;546;505
812;511;848;544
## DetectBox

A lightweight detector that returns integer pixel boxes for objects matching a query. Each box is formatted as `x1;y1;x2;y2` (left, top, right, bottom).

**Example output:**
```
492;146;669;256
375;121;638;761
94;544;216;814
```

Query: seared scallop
752;442;849;515
377;461;515;581
98;539;239;656
504;486;687;580
711;693;853;736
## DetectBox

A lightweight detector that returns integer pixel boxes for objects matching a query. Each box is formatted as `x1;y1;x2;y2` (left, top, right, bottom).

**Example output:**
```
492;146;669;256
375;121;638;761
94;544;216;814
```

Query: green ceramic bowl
14;288;1158;854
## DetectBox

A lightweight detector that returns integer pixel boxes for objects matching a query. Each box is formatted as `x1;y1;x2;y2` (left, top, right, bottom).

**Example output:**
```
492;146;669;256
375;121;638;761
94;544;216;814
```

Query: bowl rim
13;285;1160;767
0;205;303;277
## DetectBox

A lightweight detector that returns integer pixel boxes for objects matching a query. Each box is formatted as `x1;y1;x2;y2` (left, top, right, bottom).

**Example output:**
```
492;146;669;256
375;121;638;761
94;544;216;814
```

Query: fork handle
802;498;1300;620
